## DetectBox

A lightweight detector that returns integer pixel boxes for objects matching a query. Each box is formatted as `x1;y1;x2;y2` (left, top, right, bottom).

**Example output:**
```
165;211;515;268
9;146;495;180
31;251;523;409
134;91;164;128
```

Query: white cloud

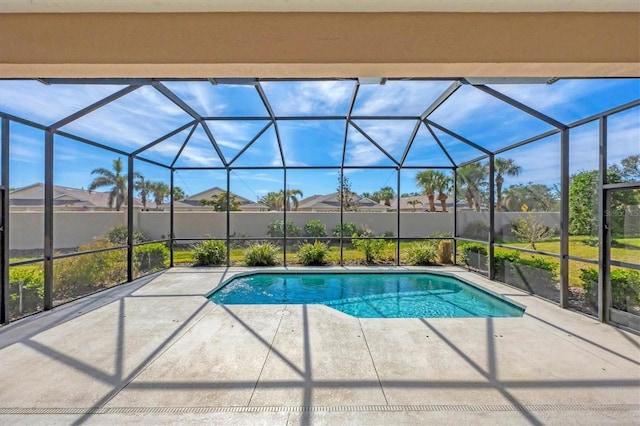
606;108;640;166
177;145;223;167
277;120;344;166
496;107;639;186
429;87;493;126
428;85;560;149
353;81;451;116
3;79;637;191
142;139;185;162
261;81;353;116
0;80;124;125
173;126;224;167
501;136;562;186
493;79;639;123
350;120;415;162
206;120;267;151
8;132;44;164
169;82;227;116
61;86;193;150
493;80;585;113
344;128;388;166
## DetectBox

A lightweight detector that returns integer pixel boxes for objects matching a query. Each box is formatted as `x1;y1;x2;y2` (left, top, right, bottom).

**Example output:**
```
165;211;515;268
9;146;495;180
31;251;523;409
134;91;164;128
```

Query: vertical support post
1;118;10;323
283;168;287;266
226;169;231;267
559;129;570;308
453;167;458;265
169;170;174;267
127;155;134;282
396;167;400;266
44;131;54;310
598;117;609;322
339;170;344;265
488;154;495;280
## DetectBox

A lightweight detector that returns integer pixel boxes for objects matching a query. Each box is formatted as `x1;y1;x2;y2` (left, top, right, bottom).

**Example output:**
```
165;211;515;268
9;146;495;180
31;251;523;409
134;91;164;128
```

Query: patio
1;267;638;425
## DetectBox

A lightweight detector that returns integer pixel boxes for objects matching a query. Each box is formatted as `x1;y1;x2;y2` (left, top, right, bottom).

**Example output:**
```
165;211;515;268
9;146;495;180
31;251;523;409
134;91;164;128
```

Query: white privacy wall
9;211;561;250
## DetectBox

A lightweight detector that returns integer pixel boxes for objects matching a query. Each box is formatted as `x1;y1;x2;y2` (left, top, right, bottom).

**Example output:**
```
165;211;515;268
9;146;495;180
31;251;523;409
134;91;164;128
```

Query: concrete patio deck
0;266;638;425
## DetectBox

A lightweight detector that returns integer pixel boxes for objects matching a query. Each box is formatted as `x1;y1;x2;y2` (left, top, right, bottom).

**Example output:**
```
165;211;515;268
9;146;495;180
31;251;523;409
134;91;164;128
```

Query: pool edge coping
204;267;528;315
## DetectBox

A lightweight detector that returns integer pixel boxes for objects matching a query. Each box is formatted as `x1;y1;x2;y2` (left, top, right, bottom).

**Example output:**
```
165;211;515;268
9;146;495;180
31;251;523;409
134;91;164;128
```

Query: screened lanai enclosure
0;78;638;329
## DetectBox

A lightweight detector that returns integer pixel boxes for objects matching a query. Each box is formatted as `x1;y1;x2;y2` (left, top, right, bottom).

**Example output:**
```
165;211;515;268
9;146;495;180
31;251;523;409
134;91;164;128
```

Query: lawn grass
20;236;637;289
174;241;409;266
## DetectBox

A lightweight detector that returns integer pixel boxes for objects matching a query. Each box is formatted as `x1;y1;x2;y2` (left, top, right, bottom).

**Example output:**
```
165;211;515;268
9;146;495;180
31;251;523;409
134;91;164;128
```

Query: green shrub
404;242;437;266
580;268;640;312
267;220;301;237
332;222;357;239
352;234;386;264
297;241;330;265
514;256;558;272
492;250;521;281
54;239;129;301
460;243;488;271
492;251;559;300
105;224;146;245
460;243;488;263
381;241;397;262
244;242;280;266
378;230;395;238
192;240;227;266
304;220;327;238
9;266;44;317
135;243;169;272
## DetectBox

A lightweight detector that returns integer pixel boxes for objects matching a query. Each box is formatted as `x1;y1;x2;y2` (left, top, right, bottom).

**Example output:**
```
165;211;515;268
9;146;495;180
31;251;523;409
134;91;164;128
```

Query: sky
0;78;638;202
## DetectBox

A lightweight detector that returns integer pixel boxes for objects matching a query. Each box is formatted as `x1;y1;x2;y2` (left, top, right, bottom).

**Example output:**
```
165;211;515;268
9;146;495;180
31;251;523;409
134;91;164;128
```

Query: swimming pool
208;272;524;319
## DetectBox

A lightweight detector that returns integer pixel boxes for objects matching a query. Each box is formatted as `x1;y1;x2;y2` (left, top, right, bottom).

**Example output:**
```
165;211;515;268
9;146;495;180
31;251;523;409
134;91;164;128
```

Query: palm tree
495;157;522;211
376;186;396;206
134;175;153;210
434;173;453;212
502;186;524;212
88;157;131;211
456;163;488;212
172;186;187;201
151;182;170;209
407;199;423;212
277;188;303;211
259;191;282;211
201;191;241;211
416;170;439;212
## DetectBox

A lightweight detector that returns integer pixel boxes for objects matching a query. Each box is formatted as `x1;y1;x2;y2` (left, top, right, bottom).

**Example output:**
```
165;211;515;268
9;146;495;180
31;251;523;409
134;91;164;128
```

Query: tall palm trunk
438;193;448;212
496;176;504;211
465;188;474;210
426;190;436;212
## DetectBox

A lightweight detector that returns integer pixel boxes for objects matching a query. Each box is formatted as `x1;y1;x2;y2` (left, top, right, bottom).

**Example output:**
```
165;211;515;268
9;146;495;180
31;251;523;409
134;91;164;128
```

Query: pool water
209;272;524;319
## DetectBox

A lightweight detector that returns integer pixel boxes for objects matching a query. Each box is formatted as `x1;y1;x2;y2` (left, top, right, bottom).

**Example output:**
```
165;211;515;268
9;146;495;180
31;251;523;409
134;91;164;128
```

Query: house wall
9;211;560;250
1;12;638;78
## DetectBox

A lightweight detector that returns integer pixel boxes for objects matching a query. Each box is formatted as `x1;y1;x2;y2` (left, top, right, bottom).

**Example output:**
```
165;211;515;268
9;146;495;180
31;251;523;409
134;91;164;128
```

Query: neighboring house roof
9;183;143;209
297;193;389;212
181;186;267;211
387;195;462;212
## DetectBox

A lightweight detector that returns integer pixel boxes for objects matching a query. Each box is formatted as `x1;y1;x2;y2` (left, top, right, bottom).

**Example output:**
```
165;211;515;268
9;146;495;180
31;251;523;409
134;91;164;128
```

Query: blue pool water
209;272;524;319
